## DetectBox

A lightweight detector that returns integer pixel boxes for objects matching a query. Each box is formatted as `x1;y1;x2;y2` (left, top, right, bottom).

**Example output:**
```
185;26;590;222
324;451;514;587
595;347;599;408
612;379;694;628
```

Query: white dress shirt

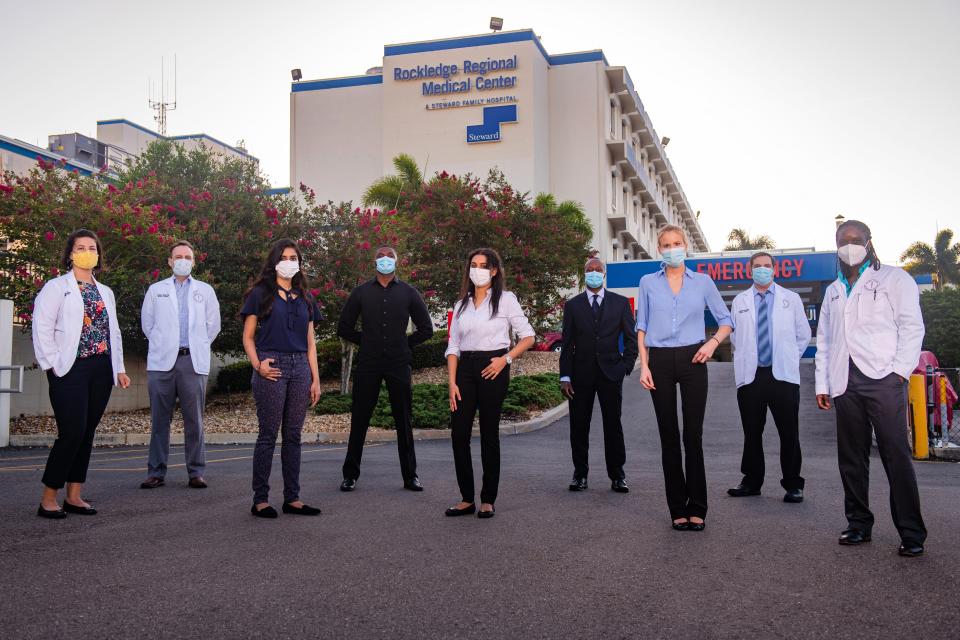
445;291;535;358
815;264;924;398
32;272;126;385
559;288;605;383
142;276;222;375
730;282;811;387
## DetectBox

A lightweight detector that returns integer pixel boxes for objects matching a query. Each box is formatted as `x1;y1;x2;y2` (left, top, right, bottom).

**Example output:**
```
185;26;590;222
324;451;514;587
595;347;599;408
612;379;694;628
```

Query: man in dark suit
560;257;638;492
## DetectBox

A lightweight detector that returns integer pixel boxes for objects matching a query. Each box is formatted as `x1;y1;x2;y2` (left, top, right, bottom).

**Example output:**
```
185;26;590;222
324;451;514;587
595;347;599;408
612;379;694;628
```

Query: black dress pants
736;367;804;491
42;354;114;489
450;350;510;505
342;364;417;482
647;344;708;520
569;363;626;481
835;361;926;544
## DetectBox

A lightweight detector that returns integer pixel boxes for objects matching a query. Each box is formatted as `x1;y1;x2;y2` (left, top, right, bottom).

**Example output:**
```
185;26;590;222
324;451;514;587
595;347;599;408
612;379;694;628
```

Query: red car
534;331;563;352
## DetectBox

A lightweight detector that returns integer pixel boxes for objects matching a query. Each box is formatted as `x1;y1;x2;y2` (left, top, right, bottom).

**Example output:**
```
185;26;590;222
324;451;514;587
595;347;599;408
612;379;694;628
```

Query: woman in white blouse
444;248;535;519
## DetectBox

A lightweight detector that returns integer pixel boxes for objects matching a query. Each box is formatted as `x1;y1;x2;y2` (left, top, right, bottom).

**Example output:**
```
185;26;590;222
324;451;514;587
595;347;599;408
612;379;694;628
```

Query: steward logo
466;105;517;144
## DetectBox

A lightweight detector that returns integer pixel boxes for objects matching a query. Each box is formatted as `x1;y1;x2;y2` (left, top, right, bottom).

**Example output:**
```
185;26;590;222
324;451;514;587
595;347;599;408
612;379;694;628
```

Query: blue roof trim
549;51;607;66
385;30;539;57
0;138;94;176
97;118;160;139
292;75;383;92
264;187;291;196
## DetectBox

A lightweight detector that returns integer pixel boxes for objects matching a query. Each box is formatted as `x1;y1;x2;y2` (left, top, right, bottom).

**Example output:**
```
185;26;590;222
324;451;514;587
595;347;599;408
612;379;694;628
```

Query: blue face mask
752;266;774;286
584;271;604;289
661;247;687;268
375;256;396;275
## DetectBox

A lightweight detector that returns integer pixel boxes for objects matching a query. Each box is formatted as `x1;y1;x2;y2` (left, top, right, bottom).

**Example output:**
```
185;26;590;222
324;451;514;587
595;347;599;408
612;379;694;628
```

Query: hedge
312;373;564;430
920;288;960;367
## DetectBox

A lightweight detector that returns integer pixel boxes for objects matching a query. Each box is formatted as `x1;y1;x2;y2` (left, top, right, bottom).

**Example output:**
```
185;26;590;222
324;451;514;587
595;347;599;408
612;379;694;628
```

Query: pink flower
45;231;55;241
361;241;370;250
310;288;321;297
148;223;159;234
151;268;160;280
198;253;208;263
108;184;118;194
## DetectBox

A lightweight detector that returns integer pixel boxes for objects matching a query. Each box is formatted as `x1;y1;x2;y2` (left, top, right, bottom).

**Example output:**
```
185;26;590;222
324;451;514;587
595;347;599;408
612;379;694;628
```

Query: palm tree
900;229;960;290
724;228;776;251
361;153;424;209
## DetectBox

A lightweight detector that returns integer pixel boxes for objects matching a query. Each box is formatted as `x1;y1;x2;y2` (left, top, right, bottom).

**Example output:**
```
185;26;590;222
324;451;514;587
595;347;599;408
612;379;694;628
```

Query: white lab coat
814;264;924;398
141;276;221;375
32;272;126;385
731;282;811;387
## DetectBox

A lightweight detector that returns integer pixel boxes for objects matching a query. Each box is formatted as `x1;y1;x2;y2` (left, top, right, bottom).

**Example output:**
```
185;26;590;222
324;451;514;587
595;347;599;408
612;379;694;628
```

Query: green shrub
215;361;253;393
921;288;960;367
502;373;564;418
315;391;353;415
317;338;344;378
411;330;449;370
370;383;451;430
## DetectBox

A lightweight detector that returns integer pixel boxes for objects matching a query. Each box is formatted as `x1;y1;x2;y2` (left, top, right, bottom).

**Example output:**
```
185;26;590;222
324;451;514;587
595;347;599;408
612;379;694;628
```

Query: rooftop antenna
148;55;177;136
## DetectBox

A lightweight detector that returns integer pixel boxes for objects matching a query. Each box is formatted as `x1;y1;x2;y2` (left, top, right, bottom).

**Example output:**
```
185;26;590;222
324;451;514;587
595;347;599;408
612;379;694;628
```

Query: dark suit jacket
559;290;639;384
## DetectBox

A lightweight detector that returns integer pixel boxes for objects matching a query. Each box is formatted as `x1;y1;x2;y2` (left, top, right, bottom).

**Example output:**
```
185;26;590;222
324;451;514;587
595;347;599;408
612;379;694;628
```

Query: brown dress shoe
188;477;208;489
140;477;165;489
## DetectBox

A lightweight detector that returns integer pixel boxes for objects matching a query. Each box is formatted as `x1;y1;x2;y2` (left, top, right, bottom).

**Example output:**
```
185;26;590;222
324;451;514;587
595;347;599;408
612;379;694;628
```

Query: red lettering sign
722;263;732;279
794;259;804;278
781;259;793;278
708;263;722;280
733;261;745;280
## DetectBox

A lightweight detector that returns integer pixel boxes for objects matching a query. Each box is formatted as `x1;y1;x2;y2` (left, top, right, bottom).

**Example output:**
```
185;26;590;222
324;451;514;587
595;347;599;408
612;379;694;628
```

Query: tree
920;288;960;367
361;153;424;209
389;168;594;332
724;228;776;251
900;229;960;291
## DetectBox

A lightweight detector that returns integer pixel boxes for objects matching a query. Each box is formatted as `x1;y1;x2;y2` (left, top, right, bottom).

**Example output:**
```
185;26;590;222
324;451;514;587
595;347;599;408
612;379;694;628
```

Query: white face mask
469;267;492;288
275;260;300;280
838;243;868;266
172;258;193;277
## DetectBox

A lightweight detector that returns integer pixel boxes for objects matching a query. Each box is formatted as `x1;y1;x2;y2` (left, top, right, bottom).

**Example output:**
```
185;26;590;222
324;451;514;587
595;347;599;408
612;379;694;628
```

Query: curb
932;447;960;462
7;403;570;448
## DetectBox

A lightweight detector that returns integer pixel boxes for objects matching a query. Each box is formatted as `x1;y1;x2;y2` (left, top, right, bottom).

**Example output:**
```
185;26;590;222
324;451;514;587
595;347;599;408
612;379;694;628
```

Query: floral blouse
76;281;111;359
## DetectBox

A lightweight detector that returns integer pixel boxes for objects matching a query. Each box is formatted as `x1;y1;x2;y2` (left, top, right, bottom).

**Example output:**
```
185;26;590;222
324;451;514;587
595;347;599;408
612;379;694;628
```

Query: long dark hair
456;247;505;318
61;228;105;272
243;238;312;320
836;220;881;271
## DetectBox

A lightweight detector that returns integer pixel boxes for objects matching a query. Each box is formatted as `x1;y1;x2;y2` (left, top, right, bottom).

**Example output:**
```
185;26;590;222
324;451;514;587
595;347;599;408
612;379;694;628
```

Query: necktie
592;294;600;319
757;292;772;367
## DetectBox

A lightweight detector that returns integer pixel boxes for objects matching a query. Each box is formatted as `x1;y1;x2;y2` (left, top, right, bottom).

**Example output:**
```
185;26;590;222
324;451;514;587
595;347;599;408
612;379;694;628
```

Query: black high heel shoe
687;519;706;532
37;505;66;520
671;519;689;531
477;506;495;519
445;503;476;517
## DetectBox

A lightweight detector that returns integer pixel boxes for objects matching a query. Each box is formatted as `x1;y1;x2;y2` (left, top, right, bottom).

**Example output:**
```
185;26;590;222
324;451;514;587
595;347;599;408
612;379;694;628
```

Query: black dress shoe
282;502;321;516
63;502;97;515
611;479;629;493
404;477;424;492
251;505;278;519
568;477;588;491
140;477;165;489
445;504;476;517
477;506;496;519
340;478;357;492
783;488;804;503
727;483;761;497
671;520;689;531
898;541;924;557
838;529;871;545
687;520;706;532
37;505;66;519
188;477;208;489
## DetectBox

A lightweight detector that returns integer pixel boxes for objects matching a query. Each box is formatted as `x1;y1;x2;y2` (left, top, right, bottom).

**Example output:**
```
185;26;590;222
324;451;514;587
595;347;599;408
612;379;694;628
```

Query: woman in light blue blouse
635;225;733;531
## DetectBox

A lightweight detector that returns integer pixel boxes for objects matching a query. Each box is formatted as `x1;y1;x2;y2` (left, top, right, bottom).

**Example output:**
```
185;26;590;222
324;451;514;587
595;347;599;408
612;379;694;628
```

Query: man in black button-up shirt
337;247;434;491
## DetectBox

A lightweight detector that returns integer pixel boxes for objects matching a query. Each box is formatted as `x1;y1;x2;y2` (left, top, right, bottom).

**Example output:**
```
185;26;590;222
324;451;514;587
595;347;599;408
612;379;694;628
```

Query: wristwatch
504;354;513;365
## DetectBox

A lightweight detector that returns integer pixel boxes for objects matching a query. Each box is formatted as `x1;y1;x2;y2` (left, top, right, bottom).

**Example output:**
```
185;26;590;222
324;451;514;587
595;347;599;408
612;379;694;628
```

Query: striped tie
757;293;772;367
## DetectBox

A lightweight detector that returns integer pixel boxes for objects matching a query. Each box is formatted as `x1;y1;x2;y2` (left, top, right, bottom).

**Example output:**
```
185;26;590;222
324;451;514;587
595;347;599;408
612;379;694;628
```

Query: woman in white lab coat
32;229;130;518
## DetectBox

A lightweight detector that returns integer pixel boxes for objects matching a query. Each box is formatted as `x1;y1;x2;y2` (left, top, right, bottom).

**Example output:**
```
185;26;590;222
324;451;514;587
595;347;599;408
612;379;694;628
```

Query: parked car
534;331;563;352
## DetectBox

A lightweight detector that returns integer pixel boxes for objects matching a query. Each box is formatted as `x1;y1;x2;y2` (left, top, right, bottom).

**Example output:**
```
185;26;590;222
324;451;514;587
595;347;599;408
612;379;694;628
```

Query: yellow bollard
908;374;928;460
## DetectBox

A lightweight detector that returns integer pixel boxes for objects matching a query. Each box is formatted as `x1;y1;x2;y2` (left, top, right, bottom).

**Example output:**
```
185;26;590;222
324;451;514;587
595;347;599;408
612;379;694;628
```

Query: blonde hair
656;224;688;248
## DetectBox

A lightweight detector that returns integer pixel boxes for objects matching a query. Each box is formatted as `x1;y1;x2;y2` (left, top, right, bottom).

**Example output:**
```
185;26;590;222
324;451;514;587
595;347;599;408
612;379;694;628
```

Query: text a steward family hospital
290;28;709;264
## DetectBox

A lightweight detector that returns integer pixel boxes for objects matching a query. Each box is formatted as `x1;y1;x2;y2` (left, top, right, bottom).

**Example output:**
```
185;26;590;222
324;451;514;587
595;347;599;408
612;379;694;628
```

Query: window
611;173;618;211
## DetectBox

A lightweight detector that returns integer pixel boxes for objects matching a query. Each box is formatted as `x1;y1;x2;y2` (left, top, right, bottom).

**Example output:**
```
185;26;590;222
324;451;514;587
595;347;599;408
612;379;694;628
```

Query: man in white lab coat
815;220;926;557
728;252;812;503
140;240;221;489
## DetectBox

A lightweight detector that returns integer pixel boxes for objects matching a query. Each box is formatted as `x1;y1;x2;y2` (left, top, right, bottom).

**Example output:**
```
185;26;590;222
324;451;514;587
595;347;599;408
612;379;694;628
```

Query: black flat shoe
687;520;706;532
569;477;588;491
340;478;357;492
445;504;476;517
404;477;424;492
671;519;689;531
63;502;97;515
611;479;629;493
477;506;496;519
727;483;761;497
838;529;871;545
251;504;278;519
37;505;66;520
898;541;924;557
783;488;804;503
283;502;321;516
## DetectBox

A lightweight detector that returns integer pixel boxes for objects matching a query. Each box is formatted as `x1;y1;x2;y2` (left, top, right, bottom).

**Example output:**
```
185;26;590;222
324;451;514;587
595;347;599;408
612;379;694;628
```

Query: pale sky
2;0;957;260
